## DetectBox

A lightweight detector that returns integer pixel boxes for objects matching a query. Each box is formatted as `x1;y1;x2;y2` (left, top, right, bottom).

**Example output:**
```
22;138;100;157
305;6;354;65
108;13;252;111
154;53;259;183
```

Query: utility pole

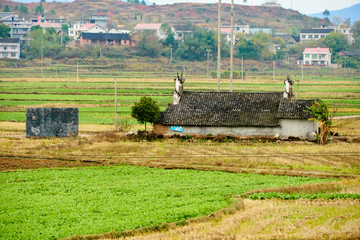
206;49;211;77
230;0;234;92
77;62;79;83
41;41;44;77
241;58;244;81
114;76;118;131
217;0;222;92
273;60;275;83
170;48;172;62
301;63;304;81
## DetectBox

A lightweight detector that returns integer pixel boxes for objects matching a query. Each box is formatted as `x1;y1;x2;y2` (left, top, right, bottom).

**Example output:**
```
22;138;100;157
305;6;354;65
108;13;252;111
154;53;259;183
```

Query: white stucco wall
155;119;318;140
279;119;318;139
176;126;281;137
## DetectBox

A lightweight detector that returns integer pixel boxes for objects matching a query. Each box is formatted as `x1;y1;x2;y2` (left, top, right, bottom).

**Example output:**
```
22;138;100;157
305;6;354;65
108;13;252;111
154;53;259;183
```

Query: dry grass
0;135;359;178
114;199;360;240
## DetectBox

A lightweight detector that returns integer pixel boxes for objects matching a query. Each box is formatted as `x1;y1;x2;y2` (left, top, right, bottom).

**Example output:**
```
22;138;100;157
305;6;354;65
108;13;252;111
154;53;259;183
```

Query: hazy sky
152;0;360;14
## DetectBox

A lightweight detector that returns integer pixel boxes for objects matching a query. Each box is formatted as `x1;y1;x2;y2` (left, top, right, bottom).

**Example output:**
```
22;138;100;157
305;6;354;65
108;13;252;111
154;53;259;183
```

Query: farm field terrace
0;165;335;240
0;74;359;125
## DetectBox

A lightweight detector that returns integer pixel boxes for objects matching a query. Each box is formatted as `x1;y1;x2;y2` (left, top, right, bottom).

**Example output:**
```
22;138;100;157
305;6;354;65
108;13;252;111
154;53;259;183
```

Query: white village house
153;76;317;140
303;48;331;67
0;38;20;59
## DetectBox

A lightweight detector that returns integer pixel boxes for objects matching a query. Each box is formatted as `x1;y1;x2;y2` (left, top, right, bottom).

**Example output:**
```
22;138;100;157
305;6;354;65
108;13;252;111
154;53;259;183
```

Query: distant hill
2;0;324;33
8;0;155;6
308;3;360;25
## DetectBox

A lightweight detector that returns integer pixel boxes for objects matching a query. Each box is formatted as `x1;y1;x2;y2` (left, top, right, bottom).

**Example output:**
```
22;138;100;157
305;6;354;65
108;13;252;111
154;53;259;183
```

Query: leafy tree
31;25;42;32
14;6;18;11
131;96;160;131
35;3;44;15
236;37;258;59
324;32;348;53
133;31;162;57
46;27;56;35
3;5;10;12
305;100;334;145
141;0;146;5
0;24;11;38
177;28;217;61
41;0;46;2
61;24;69;31
352;21;360;36
50;9;56;15
323;9;330;18
252;32;274;60
20;3;28;14
160;23;177;49
323;9;330;23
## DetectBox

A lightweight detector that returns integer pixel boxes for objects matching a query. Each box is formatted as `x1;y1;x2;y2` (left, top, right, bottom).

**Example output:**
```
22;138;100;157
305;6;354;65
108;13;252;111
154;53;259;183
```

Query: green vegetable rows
0;165;334;239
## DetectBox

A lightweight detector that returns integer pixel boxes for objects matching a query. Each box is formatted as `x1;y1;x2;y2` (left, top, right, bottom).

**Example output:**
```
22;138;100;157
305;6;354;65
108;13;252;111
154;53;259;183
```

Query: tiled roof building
154;77;317;139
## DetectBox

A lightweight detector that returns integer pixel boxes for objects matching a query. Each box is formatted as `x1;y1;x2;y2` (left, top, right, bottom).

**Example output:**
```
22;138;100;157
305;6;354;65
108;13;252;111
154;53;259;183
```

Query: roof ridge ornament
283;75;294;99
173;72;185;105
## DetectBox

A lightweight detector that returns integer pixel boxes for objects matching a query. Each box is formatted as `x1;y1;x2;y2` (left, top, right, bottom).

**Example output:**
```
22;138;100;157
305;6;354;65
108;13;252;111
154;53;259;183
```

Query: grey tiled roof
81;32;131;41
277;99;315;119
0;38;19;43
158;91;314;127
300;29;334;34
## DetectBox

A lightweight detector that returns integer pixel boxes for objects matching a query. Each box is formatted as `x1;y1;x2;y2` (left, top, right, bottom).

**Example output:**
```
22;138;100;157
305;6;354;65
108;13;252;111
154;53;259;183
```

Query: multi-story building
69;23;106;40
300;25;354;44
221;24;250;43
303;48;331;66
0;38;20;59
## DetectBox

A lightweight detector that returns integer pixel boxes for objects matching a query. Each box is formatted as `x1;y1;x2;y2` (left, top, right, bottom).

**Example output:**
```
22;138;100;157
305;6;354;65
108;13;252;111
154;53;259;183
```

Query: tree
353;21;360;36
305;100;334;145
0;24;11;39
323;9;330;18
50;9;56;15
160;23;176;48
141;0;146;5
133;31;162;57
35;3;44;15
323;9;330;23
20;3;28;14
243;0;247;4
236;37;258;59
3;5;10;12
177;28;217;61
131;97;160;131
324;32;348;53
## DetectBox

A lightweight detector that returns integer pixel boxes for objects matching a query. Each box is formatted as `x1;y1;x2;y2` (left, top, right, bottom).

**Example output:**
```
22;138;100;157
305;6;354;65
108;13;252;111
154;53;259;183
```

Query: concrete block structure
26;108;78;137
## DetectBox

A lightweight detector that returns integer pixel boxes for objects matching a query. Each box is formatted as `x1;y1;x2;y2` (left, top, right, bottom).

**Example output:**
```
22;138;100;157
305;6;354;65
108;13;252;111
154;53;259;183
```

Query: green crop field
1;69;359;125
0;165;335;240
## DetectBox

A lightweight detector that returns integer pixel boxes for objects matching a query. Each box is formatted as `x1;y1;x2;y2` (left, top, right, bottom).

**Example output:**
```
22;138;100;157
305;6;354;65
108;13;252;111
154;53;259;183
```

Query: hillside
1;0;324;32
309;3;360;24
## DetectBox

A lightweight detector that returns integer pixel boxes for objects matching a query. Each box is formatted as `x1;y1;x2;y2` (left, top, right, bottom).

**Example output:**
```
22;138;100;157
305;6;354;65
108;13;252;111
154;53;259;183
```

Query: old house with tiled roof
154;76;317;139
79;32;132;46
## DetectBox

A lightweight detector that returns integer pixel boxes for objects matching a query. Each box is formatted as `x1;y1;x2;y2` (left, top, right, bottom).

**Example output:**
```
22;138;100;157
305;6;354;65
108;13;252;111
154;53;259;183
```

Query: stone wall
26;108;78;137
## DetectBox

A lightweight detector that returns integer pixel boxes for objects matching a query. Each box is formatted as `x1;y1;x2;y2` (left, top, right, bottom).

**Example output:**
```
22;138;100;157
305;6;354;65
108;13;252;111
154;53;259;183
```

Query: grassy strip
248;192;360;200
